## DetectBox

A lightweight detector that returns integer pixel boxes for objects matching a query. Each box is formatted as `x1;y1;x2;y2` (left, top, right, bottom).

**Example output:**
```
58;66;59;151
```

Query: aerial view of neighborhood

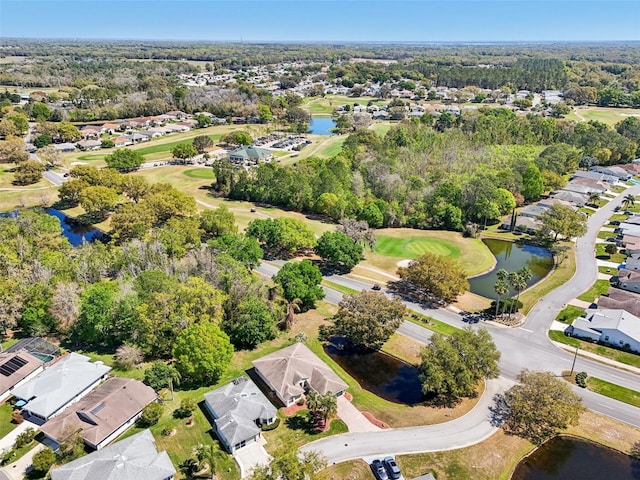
0;1;639;479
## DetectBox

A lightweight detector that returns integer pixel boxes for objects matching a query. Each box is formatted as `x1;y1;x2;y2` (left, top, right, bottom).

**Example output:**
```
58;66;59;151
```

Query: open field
568;106;640;126
363;228;495;278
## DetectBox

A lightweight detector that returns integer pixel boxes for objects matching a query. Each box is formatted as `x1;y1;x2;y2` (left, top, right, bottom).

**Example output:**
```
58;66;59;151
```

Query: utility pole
570;346;579;376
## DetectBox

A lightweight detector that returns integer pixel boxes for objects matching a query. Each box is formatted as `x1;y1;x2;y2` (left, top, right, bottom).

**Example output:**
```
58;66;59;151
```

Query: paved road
301;377;514;464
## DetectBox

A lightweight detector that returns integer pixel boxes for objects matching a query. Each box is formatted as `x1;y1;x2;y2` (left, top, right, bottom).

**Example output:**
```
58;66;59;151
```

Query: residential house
50;429;175;480
616;268;640;294
178;119;198;128
537;198;575;210
591;166;633;181
165;110;189;120
518;204;549;219
12;352;111;424
41;378;157;450
76;140;102;151
163;124;190;133
100;123;121;134
0;350;45;403
619;163;640;175
619;235;640;254
372;110;389;119
569;309;640;352
204;376;277;453
570;177;609;193
597;288;640;317
5;337;60;359
228;146;273;164
623;253;640;271
550;190;588;206
80;126;101;139
561;182;600;196
113;136;133;147
571;170;618;184
500;215;541;234
128;133;149;143
616;222;640;238
252;343;348;407
624;214;640;226
53;143;76;152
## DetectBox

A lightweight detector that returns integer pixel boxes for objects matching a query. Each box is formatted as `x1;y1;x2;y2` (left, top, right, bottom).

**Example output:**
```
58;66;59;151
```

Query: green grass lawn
0;403;17;439
579;207;595;216
595;244;626;264
374;235;462;259
577;279;611;302
182;168;215;179
597;231;615;239
569;106;640;126
321;280;360;296
549;330;640;369
609;213;629;222
587;377;640;408
598;266;617;275
555;305;586;323
406;312;461;336
263;410;348;453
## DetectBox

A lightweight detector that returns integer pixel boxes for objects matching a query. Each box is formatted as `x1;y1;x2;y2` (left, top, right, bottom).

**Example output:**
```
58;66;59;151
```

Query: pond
468;239;554;299
511;436;638;480
309;117;336;135
46;208;105;247
324;339;424;405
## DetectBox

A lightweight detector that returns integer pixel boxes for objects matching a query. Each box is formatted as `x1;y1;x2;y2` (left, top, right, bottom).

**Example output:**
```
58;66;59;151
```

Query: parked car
371;460;389;480
383;456;402;480
372;284;381;291
614;206;621;212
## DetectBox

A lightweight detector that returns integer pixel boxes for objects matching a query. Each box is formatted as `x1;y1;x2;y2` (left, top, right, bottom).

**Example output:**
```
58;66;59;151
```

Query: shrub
173;398;197;419
14;427;36;448
604;243;617;255
575;371;588;388
261;418;281;431
138;402;163;427
32;448;56;473
114;344;144;370
11;410;23;424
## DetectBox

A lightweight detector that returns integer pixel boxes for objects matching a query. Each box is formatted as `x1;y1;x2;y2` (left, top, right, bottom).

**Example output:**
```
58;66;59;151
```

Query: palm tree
588;191;600;205
319;393;338;428
305;390;321;413
494;279;509;318
622;194;636;210
509;270;529;317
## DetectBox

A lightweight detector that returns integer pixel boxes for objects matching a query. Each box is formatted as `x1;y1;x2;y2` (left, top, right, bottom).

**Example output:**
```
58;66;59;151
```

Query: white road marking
519;327;533;333
597;403;614;409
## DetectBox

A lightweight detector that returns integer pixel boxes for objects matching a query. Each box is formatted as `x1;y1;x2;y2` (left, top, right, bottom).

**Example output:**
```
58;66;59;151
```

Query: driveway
234;439;272;479
337;395;380;433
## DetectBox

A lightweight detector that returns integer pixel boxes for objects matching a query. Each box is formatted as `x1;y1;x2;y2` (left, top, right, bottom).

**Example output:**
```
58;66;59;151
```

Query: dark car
383;456;402;480
614;206;621;212
372;284;381;291
371;459;389;480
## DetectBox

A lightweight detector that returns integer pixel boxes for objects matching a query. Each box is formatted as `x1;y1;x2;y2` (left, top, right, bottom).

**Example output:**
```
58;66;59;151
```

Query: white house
570;309;640;352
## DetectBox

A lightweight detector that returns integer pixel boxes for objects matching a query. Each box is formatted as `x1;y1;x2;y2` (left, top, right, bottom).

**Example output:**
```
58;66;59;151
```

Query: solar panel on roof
0;356;28;377
90;402;106;415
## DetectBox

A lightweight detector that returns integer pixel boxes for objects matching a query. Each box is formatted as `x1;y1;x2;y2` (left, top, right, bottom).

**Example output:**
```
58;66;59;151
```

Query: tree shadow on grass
285;411;323;435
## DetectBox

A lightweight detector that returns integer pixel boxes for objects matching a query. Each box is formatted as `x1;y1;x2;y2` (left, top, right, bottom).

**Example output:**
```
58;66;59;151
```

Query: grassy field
302;94;388;115
0;403;17;439
363;228;495;278
374;235;462;259
577;279;611;302
568;106;640;126
182;168;215;179
587;377;640;408
555;305;586;323
549;330;640;369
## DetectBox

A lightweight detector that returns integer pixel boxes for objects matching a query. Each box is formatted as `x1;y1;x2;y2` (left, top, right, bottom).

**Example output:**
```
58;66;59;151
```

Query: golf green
373;235;462;259
183;168;215;179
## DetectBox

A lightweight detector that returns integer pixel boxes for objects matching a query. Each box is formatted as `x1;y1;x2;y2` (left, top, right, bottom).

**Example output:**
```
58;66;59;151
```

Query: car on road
383;456;402;480
371;459;389;480
372;284;381;291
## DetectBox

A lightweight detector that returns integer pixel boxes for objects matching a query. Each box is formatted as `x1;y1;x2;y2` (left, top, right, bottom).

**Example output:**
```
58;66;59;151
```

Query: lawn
182;168;215;179
321;280;360;296
595;243;626;264
405;312;461;336
0;402;17;439
597;230;615;239
555;305;586;323
302;94;388;115
577;279;611;302
363;228;494;278
587;377;640;408
374;235;462;259
549;330;640;369
568;106;640;126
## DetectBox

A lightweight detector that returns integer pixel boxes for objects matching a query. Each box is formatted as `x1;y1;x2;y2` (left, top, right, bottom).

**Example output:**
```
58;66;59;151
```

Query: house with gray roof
550;190;588;207
571;170;618;184
597;288;640;317
50;429;175;480
228;146;273;164
41;378;157;450
12;352;111;423
569;309;640;352
252;343;347;407
591;166;632;181
204;376;277;453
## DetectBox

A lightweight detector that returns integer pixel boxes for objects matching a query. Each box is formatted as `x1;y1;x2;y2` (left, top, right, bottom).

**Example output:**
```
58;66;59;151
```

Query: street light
570;346;579;376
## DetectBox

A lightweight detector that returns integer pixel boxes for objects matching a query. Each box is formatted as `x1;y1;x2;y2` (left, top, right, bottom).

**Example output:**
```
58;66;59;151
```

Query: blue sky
1;1;639;42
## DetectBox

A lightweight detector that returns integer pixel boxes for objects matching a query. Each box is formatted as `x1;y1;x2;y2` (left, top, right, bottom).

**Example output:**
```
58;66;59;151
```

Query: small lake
324;340;424;405
309;117;336;135
468;239;553;299
511;436;638;480
46;208;104;247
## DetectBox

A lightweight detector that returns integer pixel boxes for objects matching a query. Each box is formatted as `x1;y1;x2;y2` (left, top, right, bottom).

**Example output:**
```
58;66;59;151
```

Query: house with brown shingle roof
41;377;157;450
0;350;45;403
252;343;347;407
617;268;640;294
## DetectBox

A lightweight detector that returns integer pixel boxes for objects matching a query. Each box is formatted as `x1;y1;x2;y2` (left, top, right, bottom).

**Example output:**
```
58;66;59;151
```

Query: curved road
258;185;640;464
